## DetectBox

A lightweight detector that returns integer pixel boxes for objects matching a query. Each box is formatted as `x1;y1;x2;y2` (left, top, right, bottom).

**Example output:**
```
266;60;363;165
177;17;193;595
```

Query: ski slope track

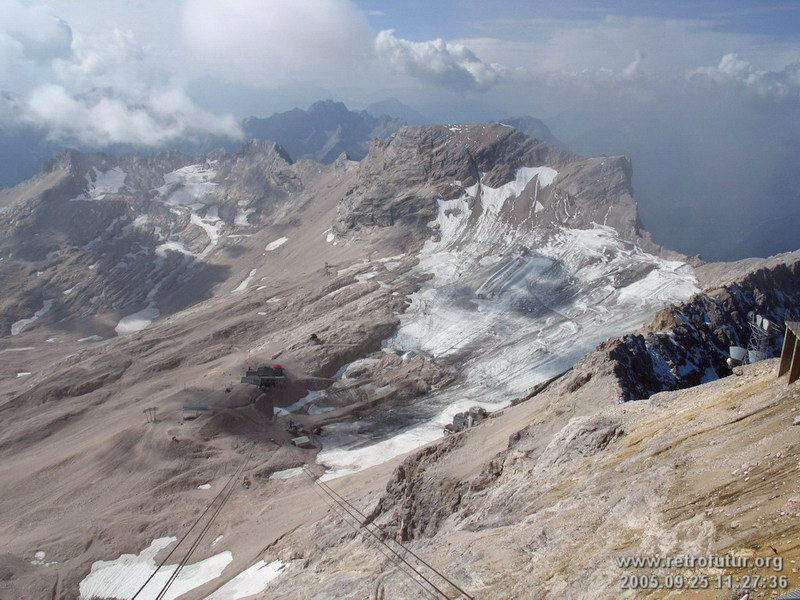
320;166;699;479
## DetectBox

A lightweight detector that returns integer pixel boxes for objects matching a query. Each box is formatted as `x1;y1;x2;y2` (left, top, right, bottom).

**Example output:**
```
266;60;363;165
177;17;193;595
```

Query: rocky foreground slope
0;123;797;599
283;358;799;599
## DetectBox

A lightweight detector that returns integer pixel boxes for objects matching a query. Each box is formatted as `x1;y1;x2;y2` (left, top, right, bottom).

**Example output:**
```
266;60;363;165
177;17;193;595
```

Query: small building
777;321;800;384
291;435;314;449
241;365;287;390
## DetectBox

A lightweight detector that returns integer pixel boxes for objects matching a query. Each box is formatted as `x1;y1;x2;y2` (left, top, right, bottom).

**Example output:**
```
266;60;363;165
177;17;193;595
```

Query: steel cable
302;468;461;600
130;451;251;600
308;468;474;600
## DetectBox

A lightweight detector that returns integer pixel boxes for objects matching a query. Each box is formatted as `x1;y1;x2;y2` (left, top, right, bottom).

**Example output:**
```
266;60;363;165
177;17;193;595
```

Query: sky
1;0;800;259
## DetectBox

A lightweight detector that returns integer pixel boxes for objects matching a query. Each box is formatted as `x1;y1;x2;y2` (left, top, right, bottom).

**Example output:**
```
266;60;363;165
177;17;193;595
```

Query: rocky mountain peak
334;122;642;241
241;100;404;164
236;138;294;164
493;115;565;148
307;99;350;116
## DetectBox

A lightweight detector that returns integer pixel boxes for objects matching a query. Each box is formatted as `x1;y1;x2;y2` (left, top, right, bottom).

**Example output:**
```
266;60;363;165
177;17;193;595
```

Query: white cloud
0;0;241;147
181;0;374;87
375;29;502;92
180;0;502;93
622;49;644;78
1;0;72;64
460;15;796;84
24;84;241;146
691;53;800;102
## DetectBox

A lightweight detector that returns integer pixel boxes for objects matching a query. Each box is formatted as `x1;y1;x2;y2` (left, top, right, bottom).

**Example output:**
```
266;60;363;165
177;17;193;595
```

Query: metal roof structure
241;365;286;389
778;321;800;384
775;589;800;599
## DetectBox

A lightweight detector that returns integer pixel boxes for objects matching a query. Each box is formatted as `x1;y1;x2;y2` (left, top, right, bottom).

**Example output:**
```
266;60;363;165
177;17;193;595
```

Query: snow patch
78;335;103;342
72;167;127;201
155;241;195;260
269;467;304;480
11;299;53;335
275;390;324;416
157;164;217;208
234;208;255;227
319;399;500;481
30;550;55;566
265;237;288;252
78;537;232;600
115;306;160;335
115;270;168;335
205;560;285;600
156;164;222;259
0;347;35;354
190;212;223;259
232;269;257;293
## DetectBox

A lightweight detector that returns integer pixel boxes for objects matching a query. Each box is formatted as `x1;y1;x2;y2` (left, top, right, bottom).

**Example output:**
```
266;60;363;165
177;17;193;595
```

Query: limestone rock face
600;257;800;400
334;123;643;242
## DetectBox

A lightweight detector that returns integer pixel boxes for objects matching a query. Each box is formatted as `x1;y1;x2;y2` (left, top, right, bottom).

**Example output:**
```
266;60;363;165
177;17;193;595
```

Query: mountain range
0;96;565;189
0;120;798;599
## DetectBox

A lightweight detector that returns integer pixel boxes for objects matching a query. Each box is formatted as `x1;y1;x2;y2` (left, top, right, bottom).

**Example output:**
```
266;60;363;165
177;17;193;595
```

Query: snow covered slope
319;166;698;478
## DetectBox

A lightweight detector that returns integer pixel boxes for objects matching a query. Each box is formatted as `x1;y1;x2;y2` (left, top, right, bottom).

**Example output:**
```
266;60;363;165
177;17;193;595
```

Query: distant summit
493;115;566;149
242;100;404;163
365;98;430;126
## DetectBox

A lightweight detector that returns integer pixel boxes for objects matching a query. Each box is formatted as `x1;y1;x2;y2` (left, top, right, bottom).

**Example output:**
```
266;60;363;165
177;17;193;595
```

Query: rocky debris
277;547;304;563
694;248;800;290
600;257;800;401
368;434;468;541
320;349;458;412
444;406;488;433
303;359;800;600
511;368;572;405
565;371;593;393
535;414;624;468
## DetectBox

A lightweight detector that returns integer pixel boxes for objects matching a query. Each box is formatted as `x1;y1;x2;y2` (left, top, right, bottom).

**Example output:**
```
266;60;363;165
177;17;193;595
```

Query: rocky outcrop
368;434;470;541
333;123;646;243
334;123;562;233
603;257;800;401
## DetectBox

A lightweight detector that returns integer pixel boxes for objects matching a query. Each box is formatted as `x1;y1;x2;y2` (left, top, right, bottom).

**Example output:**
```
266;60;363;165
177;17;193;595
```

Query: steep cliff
602;254;800;401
